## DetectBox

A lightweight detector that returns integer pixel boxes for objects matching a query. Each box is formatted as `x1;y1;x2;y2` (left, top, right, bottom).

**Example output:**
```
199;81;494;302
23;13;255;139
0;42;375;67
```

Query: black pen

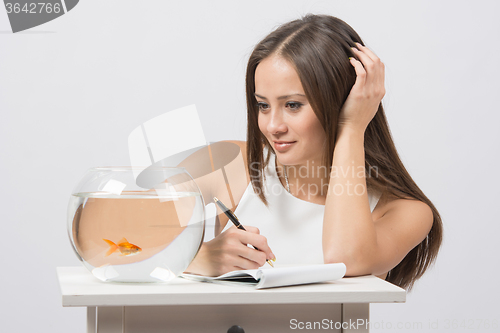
213;197;275;268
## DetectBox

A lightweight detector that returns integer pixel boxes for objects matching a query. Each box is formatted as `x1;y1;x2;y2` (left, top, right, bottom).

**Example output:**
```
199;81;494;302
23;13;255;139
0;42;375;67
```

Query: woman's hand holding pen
338;42;385;135
186;226;275;276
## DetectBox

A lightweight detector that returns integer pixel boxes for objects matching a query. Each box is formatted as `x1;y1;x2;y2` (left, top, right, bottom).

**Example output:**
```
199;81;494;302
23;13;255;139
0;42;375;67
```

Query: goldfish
103;238;142;257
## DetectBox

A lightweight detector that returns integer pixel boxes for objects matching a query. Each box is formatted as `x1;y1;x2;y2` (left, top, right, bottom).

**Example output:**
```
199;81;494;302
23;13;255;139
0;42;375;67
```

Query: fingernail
271;253;276;260
355;42;363;47
351;47;359;52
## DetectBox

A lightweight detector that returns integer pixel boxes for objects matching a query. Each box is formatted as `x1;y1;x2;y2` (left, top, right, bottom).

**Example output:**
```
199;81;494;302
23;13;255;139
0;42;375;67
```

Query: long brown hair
245;14;442;290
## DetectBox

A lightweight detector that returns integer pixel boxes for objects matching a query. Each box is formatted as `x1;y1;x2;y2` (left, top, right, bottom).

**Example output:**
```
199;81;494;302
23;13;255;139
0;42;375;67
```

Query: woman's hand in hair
184;225;275;276
338;43;385;134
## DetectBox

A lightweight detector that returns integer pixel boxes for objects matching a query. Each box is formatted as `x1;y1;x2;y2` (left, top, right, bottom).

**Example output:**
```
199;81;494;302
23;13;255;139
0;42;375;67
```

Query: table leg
87;307;96;333
95;306;123;333
342;303;369;333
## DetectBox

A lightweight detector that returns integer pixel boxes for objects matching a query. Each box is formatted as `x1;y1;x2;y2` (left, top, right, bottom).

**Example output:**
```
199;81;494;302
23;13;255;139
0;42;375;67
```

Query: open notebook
181;263;346;289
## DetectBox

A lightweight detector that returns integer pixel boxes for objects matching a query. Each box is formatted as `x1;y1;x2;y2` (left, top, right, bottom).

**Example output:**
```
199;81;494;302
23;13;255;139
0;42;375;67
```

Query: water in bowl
68;191;204;282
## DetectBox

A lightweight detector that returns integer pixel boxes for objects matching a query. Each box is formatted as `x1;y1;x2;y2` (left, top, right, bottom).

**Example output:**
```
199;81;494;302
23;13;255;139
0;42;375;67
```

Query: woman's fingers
357;44;385;91
352;44;383;73
243;225;260;234
355;43;380;63
351;44;385;96
238;245;268;267
340;43;386;132
218;233;270;270
228;225;260;234
351;46;373;72
349;57;366;89
238;230;272;254
225;227;275;260
233;225;275;260
231;254;262;270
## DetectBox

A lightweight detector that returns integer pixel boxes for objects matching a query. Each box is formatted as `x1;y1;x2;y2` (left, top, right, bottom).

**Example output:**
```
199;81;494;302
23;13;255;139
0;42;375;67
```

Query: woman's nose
266;109;287;134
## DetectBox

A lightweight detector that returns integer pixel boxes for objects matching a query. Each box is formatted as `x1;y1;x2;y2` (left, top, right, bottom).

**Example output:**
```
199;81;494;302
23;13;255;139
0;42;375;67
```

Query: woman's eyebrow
254;93;306;100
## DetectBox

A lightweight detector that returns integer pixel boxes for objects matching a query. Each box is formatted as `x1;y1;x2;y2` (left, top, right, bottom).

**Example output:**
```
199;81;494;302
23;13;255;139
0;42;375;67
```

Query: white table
57;267;405;333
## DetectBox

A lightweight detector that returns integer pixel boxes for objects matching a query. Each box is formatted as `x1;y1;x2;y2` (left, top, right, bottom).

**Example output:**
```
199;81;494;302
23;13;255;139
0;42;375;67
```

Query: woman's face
255;55;326;166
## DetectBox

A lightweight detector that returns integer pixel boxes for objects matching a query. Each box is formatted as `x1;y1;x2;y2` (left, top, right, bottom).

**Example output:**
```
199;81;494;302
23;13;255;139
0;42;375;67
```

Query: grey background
1;0;498;332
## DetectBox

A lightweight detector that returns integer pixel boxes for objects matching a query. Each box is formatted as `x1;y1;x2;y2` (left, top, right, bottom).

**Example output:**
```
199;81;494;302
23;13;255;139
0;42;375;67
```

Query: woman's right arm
185;224;275;276
180;140;274;276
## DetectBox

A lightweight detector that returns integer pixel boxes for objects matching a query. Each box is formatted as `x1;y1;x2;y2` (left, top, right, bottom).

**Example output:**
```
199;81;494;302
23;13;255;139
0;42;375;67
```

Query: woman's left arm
322;43;433;276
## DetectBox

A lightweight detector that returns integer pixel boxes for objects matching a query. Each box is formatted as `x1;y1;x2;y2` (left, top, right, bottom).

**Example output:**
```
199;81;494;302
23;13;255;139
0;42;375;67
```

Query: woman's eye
257;102;270;111
286;102;303;110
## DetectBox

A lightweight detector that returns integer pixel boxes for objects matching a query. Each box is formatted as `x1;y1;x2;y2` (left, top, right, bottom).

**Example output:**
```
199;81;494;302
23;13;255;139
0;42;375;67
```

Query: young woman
185;14;442;290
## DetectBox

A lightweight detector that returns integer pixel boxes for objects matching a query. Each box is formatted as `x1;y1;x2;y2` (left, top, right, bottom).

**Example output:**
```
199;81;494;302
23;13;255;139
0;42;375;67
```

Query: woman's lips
274;141;296;152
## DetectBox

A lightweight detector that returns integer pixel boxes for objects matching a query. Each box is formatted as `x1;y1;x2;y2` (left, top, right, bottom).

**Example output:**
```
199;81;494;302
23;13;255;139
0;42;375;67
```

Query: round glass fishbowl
67;166;205;283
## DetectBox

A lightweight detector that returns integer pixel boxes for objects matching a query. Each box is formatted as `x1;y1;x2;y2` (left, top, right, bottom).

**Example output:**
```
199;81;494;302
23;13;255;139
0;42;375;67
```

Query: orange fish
103;238;142;257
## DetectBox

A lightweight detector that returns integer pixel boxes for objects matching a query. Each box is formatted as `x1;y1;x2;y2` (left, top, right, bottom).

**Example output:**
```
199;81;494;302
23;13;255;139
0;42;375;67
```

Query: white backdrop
1;1;499;332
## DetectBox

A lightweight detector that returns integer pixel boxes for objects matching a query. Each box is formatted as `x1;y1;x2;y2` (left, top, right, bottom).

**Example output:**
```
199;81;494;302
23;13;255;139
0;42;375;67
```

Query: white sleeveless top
221;148;381;266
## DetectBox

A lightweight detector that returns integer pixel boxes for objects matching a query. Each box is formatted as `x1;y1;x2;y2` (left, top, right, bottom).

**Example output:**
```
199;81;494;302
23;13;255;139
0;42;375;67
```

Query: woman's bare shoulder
374;190;430;215
373;190;433;237
371;190;434;279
